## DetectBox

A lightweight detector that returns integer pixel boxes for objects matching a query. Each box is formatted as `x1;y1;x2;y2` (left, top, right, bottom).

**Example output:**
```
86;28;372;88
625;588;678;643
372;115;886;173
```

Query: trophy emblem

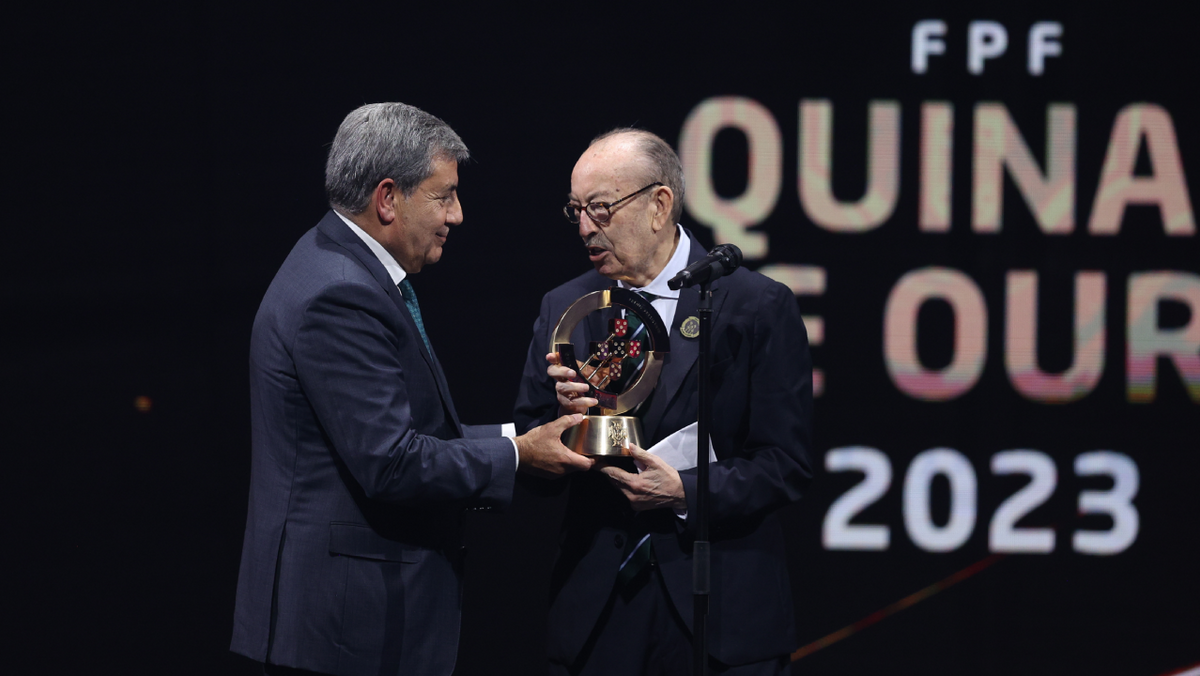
551;286;670;456
607;420;628;450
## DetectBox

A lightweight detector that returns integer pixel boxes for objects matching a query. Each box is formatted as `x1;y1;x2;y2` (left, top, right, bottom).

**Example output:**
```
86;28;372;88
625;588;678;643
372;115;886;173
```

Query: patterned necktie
620;291;657;384
615;290;658;587
397;278;433;356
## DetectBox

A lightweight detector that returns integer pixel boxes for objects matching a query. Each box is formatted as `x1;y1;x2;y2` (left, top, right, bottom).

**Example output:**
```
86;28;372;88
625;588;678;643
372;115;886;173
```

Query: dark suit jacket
231;211;516;676
514;235;814;667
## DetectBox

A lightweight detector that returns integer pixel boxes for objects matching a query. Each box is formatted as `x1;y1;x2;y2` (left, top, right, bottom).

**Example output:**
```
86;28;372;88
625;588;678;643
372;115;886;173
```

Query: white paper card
643;421;717;471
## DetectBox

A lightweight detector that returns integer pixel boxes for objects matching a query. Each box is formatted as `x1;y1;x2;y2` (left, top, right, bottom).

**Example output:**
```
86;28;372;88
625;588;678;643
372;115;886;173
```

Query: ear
649;185;675;233
373;179;401;225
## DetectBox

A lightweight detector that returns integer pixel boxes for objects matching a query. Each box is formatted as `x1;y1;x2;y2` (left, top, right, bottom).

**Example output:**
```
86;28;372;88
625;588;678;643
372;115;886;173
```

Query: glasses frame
563;182;664;224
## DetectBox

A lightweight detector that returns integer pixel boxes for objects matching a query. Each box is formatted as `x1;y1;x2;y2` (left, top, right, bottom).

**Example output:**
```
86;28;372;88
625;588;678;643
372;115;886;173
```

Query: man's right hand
515;413;594;477
546;352;599;414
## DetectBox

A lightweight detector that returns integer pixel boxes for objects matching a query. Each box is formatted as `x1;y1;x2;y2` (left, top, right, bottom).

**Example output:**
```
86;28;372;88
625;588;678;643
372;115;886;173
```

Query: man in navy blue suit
514;129;814;675
232;102;591;676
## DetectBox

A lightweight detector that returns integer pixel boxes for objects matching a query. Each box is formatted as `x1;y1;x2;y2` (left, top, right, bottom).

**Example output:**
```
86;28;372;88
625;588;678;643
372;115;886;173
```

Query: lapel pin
680;316;700;339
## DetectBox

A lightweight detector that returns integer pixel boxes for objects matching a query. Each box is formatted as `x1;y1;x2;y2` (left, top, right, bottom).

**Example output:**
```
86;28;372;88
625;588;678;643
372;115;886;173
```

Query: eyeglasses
563;182;663;224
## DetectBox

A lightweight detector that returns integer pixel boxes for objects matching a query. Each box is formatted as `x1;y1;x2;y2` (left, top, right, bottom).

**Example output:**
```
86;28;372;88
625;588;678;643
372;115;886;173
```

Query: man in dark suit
232;102;591;676
514;129;814;675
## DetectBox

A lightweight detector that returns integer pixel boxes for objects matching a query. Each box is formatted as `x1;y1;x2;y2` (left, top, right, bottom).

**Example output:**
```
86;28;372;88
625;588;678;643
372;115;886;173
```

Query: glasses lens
586;204;610;223
564;205;580;223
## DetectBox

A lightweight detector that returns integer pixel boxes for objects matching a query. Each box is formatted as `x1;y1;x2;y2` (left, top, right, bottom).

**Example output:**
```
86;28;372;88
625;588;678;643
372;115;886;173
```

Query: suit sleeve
293;280;516;507
461;423;504;439
678;280;814;533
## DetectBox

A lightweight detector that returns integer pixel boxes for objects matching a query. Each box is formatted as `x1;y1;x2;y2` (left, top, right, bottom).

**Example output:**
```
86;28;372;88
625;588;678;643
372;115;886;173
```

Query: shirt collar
620;225;689;299
334;210;408;286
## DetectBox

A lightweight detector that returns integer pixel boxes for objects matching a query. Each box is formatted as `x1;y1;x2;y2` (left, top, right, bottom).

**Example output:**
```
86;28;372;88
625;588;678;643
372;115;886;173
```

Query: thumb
545;352;562;366
554;413;585;431
624;442;656;464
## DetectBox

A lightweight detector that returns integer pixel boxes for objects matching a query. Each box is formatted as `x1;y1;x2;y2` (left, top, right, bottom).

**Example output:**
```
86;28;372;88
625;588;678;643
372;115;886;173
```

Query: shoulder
538;269;611;311
255;225;387;332
277;226;378;293
720;267;793;303
716;268;803;338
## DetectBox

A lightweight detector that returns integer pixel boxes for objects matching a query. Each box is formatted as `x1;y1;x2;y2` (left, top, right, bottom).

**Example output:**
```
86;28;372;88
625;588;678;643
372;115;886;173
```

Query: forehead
571;137;646;200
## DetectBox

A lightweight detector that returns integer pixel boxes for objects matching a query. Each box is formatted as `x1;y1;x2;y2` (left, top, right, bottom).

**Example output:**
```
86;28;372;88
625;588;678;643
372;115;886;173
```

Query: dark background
6;2;1197;674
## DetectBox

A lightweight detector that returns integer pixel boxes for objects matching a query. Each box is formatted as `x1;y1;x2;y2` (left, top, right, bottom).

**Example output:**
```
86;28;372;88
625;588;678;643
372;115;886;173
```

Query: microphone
667;244;743;290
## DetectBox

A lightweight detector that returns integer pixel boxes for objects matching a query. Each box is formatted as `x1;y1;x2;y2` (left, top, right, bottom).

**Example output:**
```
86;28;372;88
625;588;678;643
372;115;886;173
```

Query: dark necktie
397;278;433;355
618;291;656;384
615;289;658;587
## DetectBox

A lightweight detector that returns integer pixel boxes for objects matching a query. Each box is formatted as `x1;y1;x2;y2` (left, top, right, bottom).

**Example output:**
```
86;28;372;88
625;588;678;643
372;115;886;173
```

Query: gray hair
591;128;686;223
325;102;469;214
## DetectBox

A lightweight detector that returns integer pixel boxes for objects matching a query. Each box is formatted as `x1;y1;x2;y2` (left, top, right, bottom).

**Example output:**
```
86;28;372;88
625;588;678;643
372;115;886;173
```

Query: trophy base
561;415;645;457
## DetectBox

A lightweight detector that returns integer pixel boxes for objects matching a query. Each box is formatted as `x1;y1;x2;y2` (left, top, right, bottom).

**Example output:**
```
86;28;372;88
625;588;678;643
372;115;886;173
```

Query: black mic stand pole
692;278;712;676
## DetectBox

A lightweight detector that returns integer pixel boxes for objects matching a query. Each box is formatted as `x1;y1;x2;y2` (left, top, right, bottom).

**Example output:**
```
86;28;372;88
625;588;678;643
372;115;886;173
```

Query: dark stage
6;2;1198;674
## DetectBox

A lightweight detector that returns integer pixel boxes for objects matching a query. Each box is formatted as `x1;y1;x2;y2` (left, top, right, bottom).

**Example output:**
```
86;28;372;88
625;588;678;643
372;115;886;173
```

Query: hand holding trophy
548;286;670;457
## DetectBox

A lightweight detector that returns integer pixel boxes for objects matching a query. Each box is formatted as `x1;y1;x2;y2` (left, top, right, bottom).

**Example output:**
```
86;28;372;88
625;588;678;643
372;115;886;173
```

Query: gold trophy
551;286;670;457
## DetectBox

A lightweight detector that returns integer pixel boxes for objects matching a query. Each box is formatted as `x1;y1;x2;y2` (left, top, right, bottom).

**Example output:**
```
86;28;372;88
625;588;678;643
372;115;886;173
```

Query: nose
447;193;463;226
577;211;601;240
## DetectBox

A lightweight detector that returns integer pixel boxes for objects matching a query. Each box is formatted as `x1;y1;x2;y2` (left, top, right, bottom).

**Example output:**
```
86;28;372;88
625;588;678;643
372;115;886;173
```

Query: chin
595;264;622;280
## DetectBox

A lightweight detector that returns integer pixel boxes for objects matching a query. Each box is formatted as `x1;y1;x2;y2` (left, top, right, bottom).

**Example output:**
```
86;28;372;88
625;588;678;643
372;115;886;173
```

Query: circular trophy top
550;286;671;416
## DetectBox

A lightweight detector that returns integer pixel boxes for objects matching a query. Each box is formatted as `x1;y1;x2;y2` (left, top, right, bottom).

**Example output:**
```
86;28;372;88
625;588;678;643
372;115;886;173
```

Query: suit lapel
316;212;462;428
583;303;611;347
642;234;721;441
642;287;698;441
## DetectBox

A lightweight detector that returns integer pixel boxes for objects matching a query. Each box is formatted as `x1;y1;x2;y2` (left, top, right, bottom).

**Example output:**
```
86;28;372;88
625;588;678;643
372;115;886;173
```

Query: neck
339;208;380;238
627;226;680;288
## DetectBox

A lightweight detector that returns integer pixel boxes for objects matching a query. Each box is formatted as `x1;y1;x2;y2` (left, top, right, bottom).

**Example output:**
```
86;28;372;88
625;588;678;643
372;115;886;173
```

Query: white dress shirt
619;226;698;520
333;210;519;462
618;225;691;334
335;210;407;287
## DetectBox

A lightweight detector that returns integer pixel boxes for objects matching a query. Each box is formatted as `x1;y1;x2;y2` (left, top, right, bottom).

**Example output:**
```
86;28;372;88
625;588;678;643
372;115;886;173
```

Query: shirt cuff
501;423;519;471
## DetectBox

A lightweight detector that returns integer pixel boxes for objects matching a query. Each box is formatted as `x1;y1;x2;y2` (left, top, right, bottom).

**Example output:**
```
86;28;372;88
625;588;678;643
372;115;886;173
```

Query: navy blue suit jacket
514;235;814;667
231;211;516;676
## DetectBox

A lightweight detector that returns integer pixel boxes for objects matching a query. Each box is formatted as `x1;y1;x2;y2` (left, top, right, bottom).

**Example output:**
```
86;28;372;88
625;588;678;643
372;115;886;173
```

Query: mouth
587;246;608;262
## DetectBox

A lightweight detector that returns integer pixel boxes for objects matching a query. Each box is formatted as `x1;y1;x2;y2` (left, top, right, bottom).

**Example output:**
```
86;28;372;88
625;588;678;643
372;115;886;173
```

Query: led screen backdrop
7;3;1196;675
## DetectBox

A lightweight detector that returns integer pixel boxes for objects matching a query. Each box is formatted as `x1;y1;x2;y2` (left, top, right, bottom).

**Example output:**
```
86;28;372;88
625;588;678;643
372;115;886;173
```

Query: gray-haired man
231;102;590;676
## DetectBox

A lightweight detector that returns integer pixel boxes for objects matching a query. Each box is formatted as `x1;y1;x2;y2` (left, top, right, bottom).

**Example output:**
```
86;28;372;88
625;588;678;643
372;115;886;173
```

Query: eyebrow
568;190;612;204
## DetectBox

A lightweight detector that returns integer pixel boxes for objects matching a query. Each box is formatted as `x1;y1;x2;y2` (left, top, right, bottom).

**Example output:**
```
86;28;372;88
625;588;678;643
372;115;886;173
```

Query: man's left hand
599;444;686;511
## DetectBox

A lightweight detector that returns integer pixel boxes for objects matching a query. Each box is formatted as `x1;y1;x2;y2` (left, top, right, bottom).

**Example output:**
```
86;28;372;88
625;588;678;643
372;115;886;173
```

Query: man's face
569;138;663;285
385;157;462;274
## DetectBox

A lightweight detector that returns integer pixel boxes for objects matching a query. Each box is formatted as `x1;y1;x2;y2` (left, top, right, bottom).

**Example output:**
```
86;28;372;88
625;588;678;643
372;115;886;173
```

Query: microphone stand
668;243;740;676
693;278;712;676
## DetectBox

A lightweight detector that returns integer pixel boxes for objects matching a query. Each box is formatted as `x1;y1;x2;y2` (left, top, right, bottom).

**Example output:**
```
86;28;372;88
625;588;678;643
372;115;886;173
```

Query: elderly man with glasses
514;129;814;676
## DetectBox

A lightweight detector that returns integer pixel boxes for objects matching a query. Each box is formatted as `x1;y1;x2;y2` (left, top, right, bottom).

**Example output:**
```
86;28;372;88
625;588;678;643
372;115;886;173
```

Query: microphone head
716;244;743;268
